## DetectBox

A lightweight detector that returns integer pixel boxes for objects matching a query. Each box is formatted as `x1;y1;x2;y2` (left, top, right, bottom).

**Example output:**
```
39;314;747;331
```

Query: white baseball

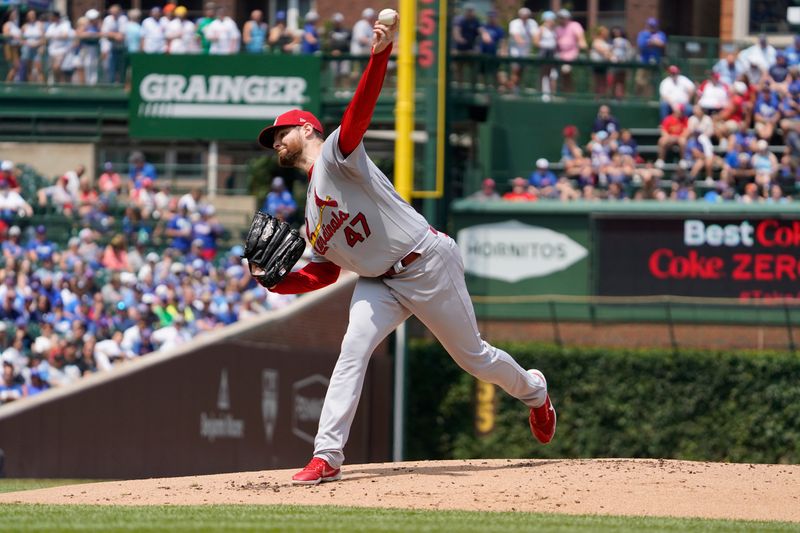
378;8;398;26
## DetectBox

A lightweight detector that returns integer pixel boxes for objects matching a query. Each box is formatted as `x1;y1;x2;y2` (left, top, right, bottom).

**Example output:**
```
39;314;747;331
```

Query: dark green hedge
406;340;800;464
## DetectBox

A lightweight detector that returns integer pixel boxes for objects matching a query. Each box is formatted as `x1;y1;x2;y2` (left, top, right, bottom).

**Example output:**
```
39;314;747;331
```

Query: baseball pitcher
248;12;556;485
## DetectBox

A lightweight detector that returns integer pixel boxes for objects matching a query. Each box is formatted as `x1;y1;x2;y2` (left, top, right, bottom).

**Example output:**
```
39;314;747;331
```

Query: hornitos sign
129;54;321;141
457;220;588;283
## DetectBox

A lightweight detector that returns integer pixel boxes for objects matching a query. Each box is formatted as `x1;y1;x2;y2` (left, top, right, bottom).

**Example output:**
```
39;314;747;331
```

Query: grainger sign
129;54;321;141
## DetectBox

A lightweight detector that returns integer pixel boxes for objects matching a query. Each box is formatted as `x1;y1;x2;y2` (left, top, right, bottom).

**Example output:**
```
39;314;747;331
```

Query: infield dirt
1;459;798;522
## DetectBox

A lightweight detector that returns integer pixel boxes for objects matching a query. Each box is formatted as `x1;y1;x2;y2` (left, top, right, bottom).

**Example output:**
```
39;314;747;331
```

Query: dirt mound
1;459;798;522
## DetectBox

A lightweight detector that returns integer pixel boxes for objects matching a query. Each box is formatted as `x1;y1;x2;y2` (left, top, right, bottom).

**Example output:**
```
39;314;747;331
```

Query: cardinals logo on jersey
314;190;339;208
307;189;371;255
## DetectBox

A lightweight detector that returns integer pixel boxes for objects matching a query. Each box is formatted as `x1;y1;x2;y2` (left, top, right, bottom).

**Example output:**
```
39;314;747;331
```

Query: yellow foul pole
394;0;416;202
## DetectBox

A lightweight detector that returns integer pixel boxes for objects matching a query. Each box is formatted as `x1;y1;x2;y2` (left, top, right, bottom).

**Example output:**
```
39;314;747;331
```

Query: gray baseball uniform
305;128;547;469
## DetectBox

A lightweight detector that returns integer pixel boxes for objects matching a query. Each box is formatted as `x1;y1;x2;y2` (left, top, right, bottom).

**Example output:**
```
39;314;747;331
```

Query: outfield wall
452;201;800;327
0;274;393;479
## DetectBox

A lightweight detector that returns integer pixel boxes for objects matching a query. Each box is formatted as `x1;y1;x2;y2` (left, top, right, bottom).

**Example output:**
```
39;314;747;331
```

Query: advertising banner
129;54;321;141
596;216;800;300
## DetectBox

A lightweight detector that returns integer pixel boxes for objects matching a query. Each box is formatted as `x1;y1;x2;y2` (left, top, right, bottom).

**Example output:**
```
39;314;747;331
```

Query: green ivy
407;340;800;464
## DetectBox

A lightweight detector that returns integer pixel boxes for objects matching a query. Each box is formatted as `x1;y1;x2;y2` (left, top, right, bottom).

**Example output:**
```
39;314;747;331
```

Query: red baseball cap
258;109;323;148
668;65;680;74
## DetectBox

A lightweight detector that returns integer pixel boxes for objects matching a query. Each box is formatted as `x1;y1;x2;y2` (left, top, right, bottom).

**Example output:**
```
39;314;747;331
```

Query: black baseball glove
243;212;306;289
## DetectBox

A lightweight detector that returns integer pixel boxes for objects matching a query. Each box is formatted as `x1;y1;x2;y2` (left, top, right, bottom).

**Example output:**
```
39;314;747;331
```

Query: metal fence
0;36;711;101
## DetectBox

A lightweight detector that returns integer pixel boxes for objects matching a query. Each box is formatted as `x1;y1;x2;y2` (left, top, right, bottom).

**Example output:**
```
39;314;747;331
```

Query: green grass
0;505;796;532
0;480;97;494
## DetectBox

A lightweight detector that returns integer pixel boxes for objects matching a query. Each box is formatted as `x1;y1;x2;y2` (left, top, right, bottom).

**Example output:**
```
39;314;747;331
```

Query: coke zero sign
595;216;800;300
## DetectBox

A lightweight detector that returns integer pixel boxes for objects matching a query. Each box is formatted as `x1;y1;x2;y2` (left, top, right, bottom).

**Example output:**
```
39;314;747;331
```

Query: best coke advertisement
595;216;800;300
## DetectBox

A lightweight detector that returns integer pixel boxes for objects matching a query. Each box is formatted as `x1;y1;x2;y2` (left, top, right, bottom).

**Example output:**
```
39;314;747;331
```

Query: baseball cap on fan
258;109;323;148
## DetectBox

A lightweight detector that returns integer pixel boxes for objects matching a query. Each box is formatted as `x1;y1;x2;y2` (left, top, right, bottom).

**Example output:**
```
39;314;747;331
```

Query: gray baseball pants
313;230;548;469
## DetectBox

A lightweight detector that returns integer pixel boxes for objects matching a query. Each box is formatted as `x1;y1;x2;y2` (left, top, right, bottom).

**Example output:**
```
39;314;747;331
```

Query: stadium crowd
0;2;386;84
0;155;294;405
463;30;800;203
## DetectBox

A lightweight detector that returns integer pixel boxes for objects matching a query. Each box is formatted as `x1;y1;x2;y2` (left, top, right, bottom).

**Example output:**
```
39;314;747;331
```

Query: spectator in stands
205;6;241;55
682;129;715;182
738;34;776;74
242;9;267;54
37;174;75;214
45;11;74;84
192;205;222;260
751;138;778;190
0;161;19;192
767;182;790;203
753;82;781;140
129;151;157;190
780;83;800;148
588;130;612;172
76;177;99;218
592;104;620;140
101;234;130;272
479;10;504;58
722;149;756;191
534;11;557;98
656;104;688;167
300;11;321;55
561;125;590;177
124;9;142;54
350;8;375;56
529;159;558;199
606;181;628;201
195;2;215;53
507;7;537;92
669;167;697;201
453;4;480;55
590;26;613;97
178;187;203;216
717;81;750;140
268;10;296;54
20;9;44;83
768;52;790;89
635;18;666;97
100;4;126;83
502;177;537;202
26;225;57;264
686;106;715;143
740;182;762;203
784;35;800;67
166;204;193;253
617;128;639;162
0;361;22;404
609;27;634;100
262;176;297;222
467;178;500;201
696;72;729;116
3;226;24;264
152;314;192;351
77;9;102;86
659;65;695;119
326;12;351;56
166;6;199;54
0;179;32;224
712;53;744;86
2;8;22;82
98;161;122;200
555;9;586;93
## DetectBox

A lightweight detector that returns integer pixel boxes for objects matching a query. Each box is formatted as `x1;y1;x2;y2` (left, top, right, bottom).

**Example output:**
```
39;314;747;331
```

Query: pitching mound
1;459;798;522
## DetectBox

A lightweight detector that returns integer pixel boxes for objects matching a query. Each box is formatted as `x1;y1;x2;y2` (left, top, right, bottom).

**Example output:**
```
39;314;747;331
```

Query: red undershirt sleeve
338;44;393;158
270;261;341;294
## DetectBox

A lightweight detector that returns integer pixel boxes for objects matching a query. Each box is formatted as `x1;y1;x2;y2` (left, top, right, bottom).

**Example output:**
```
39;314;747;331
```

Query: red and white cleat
291;457;342;485
529;394;557;444
527;369;556;444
